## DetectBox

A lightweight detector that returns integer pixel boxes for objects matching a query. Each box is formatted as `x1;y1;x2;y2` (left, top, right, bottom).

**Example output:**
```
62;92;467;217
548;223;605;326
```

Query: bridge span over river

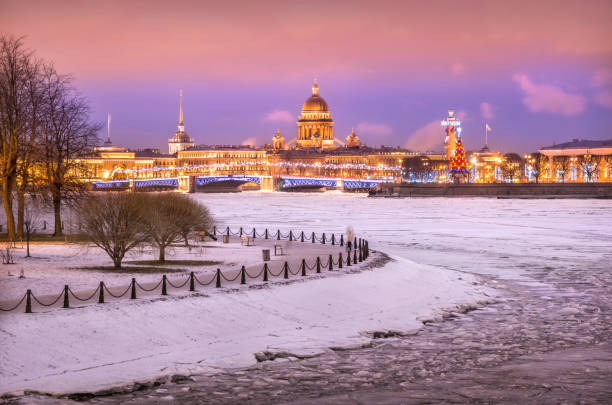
91;175;386;192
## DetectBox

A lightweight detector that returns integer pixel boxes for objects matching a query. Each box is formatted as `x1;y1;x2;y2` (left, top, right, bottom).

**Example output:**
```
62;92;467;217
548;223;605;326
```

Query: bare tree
526;152;547;183
554;156;571;183
75;193;149;269
402;156;435;182
23;199;42;257
579;154;601;182
0;35;33;240
39;65;100;236
143;193;213;261
501;153;522;182
178;197;214;246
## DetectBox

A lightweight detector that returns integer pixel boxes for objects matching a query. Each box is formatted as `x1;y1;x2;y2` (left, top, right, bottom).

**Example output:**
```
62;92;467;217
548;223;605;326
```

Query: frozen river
4;192;612;403
84;193;612;404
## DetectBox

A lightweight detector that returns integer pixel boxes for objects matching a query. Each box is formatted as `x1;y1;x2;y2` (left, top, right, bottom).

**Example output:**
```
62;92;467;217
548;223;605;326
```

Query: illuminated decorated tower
442;109;461;161
168;89;195;154
297;79;335;149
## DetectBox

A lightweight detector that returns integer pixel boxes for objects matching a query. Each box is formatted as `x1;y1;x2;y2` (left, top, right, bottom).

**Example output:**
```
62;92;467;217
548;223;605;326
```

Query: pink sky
2;0;611;152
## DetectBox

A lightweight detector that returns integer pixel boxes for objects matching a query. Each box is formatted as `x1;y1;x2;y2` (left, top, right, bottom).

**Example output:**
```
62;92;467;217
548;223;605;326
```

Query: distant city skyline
2;0;611;154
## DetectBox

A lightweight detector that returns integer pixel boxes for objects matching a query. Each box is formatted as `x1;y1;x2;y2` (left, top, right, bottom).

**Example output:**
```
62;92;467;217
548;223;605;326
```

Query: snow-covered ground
1;192;611;396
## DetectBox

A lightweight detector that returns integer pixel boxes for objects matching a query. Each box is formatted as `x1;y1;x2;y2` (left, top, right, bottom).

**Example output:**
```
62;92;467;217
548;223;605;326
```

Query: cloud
451;63;465;76
241;137;257;146
513;74;586;115
264;109;293;123
356;122;392;137
594;90;612;109
592;67;612;86
404;120;444;151
480;102;495;120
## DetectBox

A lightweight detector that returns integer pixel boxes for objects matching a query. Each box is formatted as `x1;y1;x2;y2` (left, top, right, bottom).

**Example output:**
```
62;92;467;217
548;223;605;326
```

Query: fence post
284;262;289;279
347;251;352;266
253;228;256;239
63;285;69;308
340;234;344;246
265;229;269;239
289;230;293;241
131;278;137;299
312;231;315;243
353;247;357;264
26;289;32;313
354;237;357;249
213;225;216;236
263;263;269;281
328;254;333;271
226;227;230;238
216;269;221;288
331;234;335;245
301;259;306;276
99;281;105;303
301;231;304;242
189;272;195;291
241;266;246;284
277;230;280;240
322;233;326;244
359;247;363;262
339;252;343;269
162;275;167;295
240;227;243;236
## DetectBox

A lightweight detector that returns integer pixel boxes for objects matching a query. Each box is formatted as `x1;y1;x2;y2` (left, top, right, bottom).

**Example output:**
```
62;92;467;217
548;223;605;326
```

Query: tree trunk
159;245;165;262
1;182;15;240
52;185;62;236
16;185;25;239
26;234;30;257
113;256;122;269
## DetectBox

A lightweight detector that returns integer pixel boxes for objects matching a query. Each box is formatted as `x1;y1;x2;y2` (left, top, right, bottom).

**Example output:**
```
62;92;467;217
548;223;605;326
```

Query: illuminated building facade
295;80;339;149
539;139;612;182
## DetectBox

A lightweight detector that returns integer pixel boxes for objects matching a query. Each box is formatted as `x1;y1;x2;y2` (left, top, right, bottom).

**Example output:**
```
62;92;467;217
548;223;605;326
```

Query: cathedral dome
301;80;329;112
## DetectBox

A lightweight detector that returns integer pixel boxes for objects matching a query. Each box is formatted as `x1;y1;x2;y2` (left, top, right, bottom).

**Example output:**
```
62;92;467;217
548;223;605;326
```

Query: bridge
91;175;386;192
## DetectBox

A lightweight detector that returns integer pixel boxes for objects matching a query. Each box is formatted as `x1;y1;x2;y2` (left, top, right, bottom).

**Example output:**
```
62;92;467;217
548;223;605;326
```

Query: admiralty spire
168;89;194;154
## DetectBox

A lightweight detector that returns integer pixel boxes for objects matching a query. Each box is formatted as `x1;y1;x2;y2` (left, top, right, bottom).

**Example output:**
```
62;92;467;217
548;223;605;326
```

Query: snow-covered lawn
1;192;610;396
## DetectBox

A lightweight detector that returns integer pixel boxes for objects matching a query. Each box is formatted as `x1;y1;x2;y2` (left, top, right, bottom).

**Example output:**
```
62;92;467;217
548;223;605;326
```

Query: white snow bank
0;252;491;395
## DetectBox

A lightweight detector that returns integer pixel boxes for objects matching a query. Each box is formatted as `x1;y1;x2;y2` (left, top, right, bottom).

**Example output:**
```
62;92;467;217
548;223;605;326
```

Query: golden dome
301;79;329;112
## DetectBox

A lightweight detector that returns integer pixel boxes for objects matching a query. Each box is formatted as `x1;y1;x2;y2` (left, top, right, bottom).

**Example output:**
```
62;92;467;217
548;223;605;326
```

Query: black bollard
25;289;32;313
301;259;306;276
253;228;256;239
240;227;243;236
277;230;281;240
216;269;221;288
347;251;352;266
328;254;333;271
162;275;167;295
312;231;315;243
359;247;363;262
189;272;195;291
354;237;357;249
63;285;69;308
316;257;321;273
284;262;289;279
265;229;269;239
99;281;105;303
301;231;304;242
340;234;344;246
339;252;343;269
353;247;357;264
241;266;246;284
331;234;335;245
322;233;326;244
213;225;216;236
131;278;137;299
226;226;230;238
263;263;269;281
289;230;293;241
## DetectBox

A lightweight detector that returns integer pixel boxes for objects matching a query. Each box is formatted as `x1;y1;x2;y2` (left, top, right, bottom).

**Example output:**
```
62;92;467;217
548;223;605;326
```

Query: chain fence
0;227;370;314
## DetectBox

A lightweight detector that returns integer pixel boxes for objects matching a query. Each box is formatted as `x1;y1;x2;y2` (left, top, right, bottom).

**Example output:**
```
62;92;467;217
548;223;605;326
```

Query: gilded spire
312;78;319;96
179;89;184;127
